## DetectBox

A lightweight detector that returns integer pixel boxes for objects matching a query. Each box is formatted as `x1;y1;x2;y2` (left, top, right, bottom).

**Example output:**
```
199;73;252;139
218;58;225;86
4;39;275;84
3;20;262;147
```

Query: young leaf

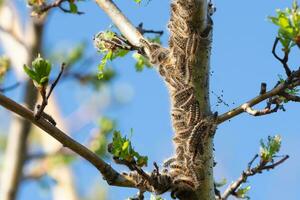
133;53;152;71
109;131;148;167
269;1;300;50
236;186;251;199
150;194;165;200
260;135;282;162
23;55;52;87
23;65;37;81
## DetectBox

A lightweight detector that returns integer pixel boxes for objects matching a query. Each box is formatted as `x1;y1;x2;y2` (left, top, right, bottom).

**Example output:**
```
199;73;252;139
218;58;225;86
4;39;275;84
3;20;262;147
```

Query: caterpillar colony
96;0;217;198
125;0;217;198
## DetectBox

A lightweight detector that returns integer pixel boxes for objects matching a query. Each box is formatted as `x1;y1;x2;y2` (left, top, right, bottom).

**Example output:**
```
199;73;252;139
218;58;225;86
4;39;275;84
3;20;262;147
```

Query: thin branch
137;23;164;36
217;68;300;124
241;103;280;116
0;82;20;93
280;92;300;102
35;64;65;119
221;155;289;200
0;93;137;189
35;0;84;15
272;37;292;76
46;63;65;100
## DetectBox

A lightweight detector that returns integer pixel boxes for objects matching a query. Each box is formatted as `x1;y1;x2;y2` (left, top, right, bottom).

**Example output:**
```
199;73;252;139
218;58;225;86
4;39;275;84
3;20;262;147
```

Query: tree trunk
167;0;215;199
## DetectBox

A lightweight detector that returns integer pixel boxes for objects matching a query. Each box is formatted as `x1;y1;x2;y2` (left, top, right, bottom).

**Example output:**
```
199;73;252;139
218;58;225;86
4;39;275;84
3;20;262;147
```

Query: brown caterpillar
187;101;201;126
173;87;194;108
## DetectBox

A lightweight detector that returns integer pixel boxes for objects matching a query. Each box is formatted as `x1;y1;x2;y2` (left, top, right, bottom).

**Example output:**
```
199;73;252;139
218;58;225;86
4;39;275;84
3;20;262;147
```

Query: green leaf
23;55;52;87
23;65;37;81
40;77;49;85
109;130;148;167
260;135;282;162
133;53;152;71
236;186;251;199
69;2;78;13
269;1;300;50
150;194;165;200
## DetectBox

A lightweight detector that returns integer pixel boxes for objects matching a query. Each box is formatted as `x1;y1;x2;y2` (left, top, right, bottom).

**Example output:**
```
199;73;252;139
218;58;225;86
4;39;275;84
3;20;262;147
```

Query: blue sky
2;0;300;200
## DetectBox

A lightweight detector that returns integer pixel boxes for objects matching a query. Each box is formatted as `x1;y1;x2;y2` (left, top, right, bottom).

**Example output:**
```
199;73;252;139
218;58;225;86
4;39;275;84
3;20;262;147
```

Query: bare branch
35;64;65;120
280;92;300;102
47;63;65;100
137;23;164;36
241;103;280;116
0;93;137;189
217;68;300;124
221;155;289;200
0;82;20;93
33;0;84;15
272;37;291;76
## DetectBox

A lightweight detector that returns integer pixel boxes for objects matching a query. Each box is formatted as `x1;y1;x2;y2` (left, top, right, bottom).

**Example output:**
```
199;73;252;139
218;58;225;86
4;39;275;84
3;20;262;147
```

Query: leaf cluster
260;135;281;163
23;55;52;88
278;75;299;103
109;131;148;167
269;1;300;51
94;31;129;78
235;186;251;200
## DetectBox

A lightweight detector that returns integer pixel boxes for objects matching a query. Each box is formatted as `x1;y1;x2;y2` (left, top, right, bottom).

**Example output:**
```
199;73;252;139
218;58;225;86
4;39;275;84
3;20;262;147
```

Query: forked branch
218;68;300;124
221;154;289;200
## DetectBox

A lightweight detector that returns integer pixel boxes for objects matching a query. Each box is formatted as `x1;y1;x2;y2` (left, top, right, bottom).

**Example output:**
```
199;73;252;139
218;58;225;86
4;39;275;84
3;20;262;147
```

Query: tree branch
217;68;300;124
0;93;137;189
272;37;291;76
32;0;84;15
221;155;289;200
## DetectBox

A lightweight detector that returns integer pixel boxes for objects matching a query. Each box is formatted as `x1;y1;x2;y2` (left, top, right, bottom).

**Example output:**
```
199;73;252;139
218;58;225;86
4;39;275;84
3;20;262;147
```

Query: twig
259;82;267;95
217;68;300;124
272;37;292;76
0;93;137;189
221;155;289;200
27;147;75;162
112;157;152;183
35;64;65;120
280;92;300;102
46;63;65;100
137;23;164;36
241;102;280;116
0;82;20;93
35;0;84;15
